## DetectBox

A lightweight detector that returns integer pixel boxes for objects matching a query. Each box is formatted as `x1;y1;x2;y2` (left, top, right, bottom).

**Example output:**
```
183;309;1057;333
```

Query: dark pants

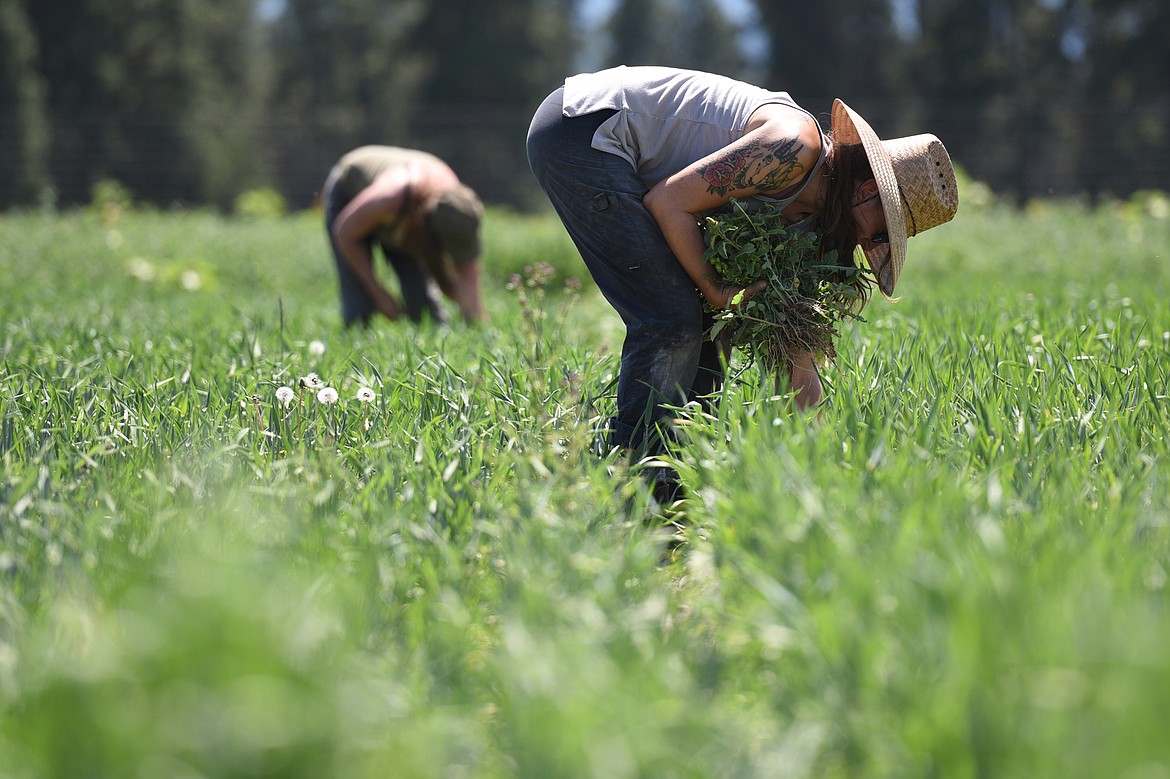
323;173;446;327
526;87;726;457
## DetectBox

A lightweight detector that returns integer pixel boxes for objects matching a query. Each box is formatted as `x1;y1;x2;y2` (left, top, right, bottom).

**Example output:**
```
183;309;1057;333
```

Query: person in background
527;65;958;467
323;146;486;327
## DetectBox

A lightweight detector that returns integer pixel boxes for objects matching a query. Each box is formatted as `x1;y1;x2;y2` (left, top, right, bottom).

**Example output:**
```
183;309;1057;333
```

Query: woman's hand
371;288;402;321
702;278;768;310
452;261;486;324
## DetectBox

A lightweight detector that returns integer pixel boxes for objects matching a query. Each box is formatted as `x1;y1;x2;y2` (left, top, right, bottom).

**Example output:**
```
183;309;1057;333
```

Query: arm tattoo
697;138;805;197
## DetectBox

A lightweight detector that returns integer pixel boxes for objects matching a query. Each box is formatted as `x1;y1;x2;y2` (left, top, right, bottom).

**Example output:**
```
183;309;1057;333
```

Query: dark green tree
183;0;275;207
406;0;579;206
1078;0;1170;196
751;0;901;126
0;0;49;208
267;0;424;206
25;0;268;207
265;0;582;208
604;0;746;79
25;0;120;205
911;0;1086;200
851;0;1168;200
674;0;749;78
608;0;658;66
1004;0;1084;199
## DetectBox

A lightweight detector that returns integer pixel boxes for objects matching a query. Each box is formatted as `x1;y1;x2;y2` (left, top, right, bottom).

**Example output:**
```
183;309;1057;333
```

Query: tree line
1;0;1167;211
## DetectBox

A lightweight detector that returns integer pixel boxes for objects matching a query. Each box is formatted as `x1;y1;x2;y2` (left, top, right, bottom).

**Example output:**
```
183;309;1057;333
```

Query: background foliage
1;0;1167;210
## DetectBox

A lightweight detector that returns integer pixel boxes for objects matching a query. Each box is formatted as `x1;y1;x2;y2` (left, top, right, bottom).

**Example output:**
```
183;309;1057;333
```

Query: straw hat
830;99;959;296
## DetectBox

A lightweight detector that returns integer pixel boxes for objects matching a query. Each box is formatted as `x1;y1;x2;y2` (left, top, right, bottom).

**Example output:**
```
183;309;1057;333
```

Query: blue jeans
526;87;726;457
323;173;446;327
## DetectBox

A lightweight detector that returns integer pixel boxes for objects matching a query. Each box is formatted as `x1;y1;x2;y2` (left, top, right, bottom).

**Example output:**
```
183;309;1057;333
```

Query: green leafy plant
89;178;134;226
703;200;868;375
234;186;288;219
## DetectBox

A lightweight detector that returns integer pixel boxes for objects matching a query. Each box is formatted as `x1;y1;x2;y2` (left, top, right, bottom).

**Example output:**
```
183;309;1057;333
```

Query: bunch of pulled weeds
702;199;869;379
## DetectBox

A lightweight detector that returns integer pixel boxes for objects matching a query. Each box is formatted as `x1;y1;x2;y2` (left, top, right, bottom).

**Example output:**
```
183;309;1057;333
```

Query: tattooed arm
696;136;808;197
643;108;822;308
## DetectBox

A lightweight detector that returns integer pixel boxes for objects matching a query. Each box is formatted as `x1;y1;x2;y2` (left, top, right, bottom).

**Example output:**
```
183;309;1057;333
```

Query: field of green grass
1;184;1169;778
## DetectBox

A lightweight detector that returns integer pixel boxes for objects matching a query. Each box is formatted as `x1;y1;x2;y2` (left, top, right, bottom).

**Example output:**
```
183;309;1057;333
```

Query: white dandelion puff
356;387;376;403
180;269;202;291
127;257;156;282
309;340;326;356
275;386;295;407
316;387;339;405
299;373;324;389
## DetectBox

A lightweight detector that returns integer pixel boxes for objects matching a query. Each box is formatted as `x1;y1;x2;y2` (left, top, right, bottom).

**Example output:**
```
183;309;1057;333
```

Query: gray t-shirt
562;66;824;197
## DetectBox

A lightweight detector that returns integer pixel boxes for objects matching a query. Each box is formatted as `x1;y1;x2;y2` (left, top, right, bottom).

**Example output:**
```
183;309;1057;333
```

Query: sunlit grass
1;191;1169;777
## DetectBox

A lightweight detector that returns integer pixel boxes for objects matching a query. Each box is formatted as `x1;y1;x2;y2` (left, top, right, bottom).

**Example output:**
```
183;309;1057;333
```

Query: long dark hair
819;139;875;309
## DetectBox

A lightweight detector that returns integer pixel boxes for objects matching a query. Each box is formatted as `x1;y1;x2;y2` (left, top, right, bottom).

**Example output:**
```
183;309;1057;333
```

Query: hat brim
830;99;907;296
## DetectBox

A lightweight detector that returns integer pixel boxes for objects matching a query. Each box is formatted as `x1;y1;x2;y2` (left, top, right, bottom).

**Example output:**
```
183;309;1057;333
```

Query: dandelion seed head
356;387;376;403
299;373;324;389
180;269;202;291
127;257;156;282
317;387;339;405
309;340;326;356
275;386;295;406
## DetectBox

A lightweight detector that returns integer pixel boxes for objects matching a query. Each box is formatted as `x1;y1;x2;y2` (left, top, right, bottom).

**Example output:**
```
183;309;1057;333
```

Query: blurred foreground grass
0;189;1169;777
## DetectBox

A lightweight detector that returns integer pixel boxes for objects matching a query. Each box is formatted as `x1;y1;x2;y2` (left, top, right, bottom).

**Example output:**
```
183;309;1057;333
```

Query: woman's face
851;179;891;285
851;180;889;255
